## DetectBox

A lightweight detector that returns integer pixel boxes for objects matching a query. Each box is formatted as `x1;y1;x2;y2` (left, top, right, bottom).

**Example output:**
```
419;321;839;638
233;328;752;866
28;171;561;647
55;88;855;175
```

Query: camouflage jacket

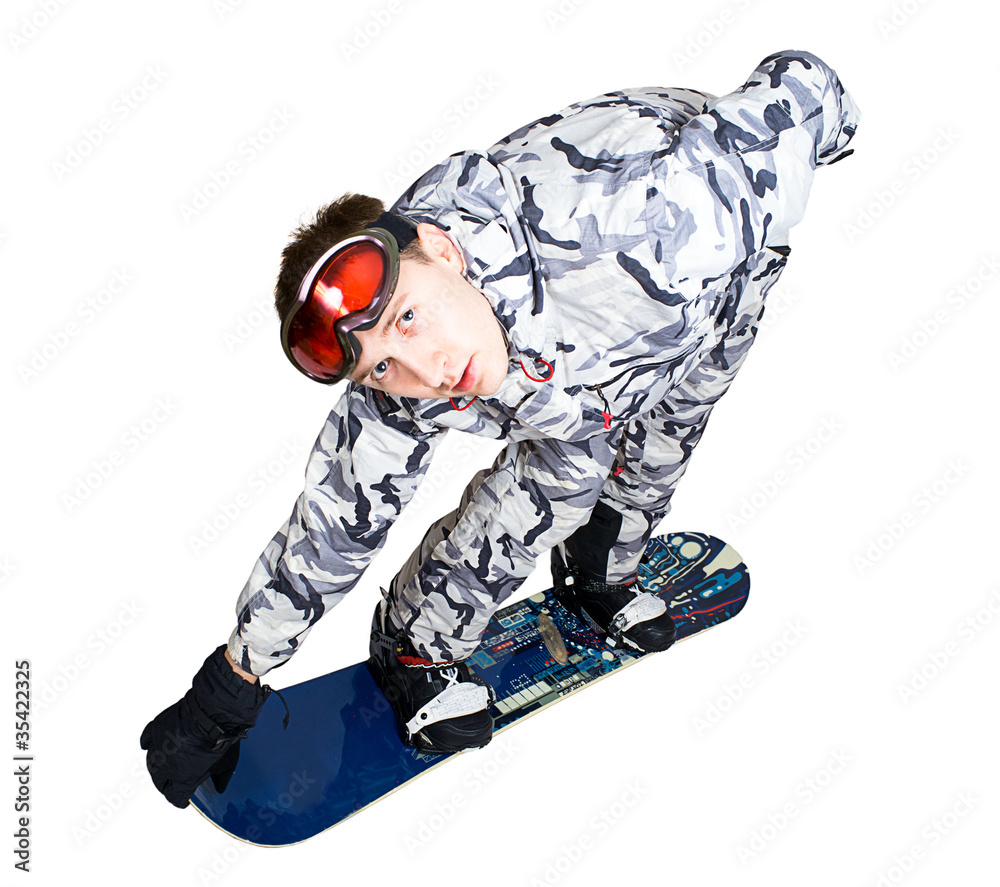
229;50;859;674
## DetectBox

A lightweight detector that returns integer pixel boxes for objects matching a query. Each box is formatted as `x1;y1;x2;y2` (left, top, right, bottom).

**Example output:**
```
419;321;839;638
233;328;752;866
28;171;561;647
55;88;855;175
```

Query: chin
477;362;506;397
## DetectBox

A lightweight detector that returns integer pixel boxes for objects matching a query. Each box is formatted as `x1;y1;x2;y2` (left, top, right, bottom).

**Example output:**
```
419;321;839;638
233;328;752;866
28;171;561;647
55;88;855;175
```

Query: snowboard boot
367;597;495;754
551;544;676;653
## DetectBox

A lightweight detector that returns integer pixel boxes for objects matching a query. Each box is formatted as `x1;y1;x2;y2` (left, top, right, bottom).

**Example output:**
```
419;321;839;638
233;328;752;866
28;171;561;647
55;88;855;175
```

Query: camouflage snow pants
388;244;789;659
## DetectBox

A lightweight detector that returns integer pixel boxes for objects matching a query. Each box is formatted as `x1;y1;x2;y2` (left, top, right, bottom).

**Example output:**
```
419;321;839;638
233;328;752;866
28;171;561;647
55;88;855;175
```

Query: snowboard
191;532;748;845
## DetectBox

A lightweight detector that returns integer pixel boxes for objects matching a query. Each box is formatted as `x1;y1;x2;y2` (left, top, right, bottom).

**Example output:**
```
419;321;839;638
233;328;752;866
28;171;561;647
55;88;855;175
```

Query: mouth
452;357;476;394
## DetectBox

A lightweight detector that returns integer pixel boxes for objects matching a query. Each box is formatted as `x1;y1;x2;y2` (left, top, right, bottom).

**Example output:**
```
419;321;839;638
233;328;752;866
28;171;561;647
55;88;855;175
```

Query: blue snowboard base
191;532;749;845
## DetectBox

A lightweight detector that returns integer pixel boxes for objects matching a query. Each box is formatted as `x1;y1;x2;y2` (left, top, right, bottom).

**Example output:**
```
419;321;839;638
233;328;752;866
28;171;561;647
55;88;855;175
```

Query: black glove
140;645;272;808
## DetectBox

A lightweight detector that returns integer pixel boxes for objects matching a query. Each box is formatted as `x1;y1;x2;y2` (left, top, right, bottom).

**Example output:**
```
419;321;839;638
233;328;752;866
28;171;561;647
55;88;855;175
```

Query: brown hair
274;193;428;323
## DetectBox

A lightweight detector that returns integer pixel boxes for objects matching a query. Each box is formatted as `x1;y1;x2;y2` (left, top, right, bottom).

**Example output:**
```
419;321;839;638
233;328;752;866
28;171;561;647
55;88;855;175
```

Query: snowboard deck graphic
191;532;748;845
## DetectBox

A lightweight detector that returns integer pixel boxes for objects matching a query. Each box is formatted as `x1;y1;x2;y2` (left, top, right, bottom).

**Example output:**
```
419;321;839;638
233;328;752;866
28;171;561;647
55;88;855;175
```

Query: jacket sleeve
227;385;441;676
395;429;621;660
652;49;861;295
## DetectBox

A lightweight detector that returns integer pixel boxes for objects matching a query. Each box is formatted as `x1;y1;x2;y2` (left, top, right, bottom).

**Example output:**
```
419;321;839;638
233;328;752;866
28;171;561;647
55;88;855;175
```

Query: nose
402;345;451;390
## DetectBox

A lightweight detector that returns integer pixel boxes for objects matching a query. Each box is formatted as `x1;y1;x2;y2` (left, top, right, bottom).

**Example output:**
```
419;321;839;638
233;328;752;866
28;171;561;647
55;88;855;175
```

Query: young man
142;50;859;807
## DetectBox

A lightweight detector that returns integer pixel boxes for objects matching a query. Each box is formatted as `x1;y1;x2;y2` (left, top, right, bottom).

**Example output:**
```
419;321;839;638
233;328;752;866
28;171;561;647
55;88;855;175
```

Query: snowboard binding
366;597;495;754
551;545;676;653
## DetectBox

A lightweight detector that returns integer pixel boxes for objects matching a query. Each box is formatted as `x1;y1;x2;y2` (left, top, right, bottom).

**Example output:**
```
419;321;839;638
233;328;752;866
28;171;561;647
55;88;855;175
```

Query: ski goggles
280;213;418;383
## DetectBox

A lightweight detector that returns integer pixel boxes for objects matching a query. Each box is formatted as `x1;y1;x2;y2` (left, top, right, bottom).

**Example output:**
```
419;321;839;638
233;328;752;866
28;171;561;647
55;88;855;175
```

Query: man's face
349;224;509;400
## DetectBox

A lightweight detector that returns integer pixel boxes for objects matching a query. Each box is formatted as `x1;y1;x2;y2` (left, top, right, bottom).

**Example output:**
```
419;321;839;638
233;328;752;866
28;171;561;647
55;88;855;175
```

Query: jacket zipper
587;384;613;430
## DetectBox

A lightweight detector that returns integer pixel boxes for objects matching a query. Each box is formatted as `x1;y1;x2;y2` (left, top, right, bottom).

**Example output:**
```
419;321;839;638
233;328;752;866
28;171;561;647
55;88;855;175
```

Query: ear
415;222;465;272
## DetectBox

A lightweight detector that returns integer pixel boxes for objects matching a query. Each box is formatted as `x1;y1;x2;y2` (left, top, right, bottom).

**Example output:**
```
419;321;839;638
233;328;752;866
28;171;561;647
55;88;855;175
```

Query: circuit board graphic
191;533;748;845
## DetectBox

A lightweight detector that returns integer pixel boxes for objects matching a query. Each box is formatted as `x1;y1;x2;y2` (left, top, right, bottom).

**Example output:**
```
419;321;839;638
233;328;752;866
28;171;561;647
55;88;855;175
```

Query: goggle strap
369;212;419;251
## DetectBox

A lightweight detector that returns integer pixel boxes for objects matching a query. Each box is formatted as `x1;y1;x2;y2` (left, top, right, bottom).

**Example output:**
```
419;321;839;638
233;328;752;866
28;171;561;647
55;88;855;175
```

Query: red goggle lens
285;242;387;381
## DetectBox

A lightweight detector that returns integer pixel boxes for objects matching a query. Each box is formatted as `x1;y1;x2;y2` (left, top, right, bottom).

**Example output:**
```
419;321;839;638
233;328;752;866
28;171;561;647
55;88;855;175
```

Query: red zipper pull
595;385;612;429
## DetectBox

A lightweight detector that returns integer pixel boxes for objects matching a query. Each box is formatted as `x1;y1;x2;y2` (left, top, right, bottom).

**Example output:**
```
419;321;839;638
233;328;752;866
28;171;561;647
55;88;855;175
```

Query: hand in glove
140;645;277;808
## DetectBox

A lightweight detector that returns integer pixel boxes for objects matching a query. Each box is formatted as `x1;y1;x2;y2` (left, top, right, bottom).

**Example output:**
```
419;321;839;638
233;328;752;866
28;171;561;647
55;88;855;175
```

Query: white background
3;0;997;883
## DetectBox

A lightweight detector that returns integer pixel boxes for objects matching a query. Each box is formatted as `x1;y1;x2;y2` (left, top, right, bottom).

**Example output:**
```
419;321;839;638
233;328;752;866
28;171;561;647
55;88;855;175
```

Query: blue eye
399;308;415;330
371;360;389;381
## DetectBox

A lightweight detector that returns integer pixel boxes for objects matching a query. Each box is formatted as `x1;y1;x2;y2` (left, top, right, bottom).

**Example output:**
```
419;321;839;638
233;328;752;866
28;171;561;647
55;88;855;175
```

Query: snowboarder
141;49;859;807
